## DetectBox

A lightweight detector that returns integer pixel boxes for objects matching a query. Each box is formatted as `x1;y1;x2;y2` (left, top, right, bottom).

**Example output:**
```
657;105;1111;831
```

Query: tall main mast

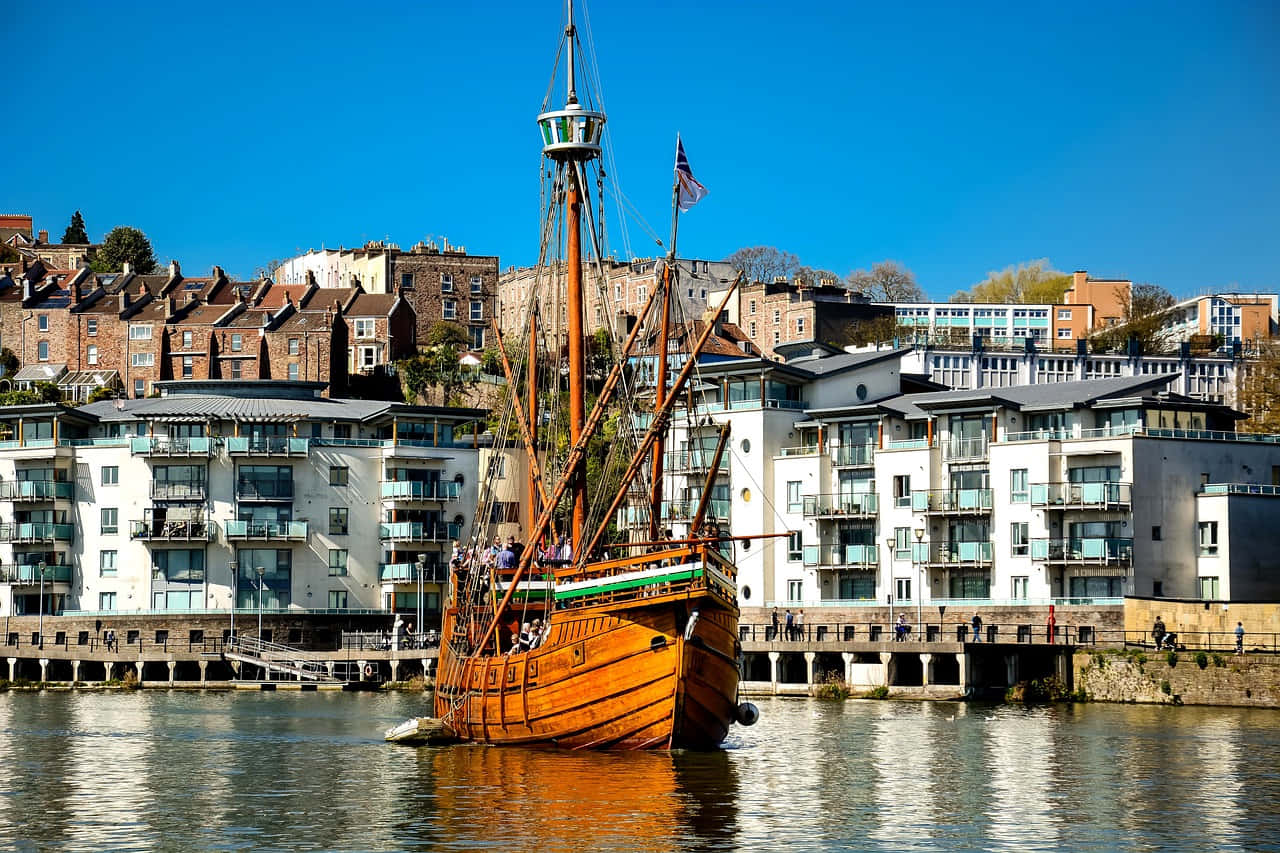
537;0;606;557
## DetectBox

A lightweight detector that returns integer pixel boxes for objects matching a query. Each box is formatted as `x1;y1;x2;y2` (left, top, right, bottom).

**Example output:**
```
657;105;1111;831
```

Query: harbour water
1;691;1278;851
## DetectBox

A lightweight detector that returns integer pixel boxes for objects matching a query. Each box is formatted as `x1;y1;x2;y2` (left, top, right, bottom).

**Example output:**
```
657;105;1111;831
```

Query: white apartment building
0;381;485;623
625;348;1280;609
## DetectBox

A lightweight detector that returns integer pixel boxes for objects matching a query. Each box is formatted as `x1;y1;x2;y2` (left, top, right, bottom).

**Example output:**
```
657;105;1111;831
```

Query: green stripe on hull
554;568;704;601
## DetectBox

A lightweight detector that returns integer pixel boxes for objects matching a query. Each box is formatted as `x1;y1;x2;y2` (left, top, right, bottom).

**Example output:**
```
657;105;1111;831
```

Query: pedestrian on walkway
971;613;983;643
1152;615;1166;650
771;608;780;641
784;609;794;641
1235;621;1245;655
795;609;805;641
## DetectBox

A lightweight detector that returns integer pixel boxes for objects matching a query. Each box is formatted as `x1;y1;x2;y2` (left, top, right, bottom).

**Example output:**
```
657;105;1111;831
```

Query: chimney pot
169;260;180;278
37;229;48;243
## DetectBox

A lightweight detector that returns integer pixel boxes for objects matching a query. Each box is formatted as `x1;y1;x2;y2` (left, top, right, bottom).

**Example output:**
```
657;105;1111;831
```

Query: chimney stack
123;262;132;275
169;259;181;278
72;278;83;304
37;229;48;243
212;265;225;281
165;296;176;319
120;290;131;311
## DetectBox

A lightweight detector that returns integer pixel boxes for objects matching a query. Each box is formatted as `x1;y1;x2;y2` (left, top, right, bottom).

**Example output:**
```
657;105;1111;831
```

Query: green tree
92;226;158;274
62;210;89;244
951;259;1071;304
425;320;470;349
0;347;18;377
846;260;925;301
1092;282;1176;355
400;322;474;403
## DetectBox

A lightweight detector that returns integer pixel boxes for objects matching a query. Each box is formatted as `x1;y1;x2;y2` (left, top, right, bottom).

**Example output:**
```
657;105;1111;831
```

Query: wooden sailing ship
431;0;756;750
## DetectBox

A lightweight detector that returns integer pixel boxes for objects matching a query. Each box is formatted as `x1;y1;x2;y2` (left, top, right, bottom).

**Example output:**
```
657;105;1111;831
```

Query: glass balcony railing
832;444;875;466
1031;537;1133;563
0;480;75;501
224;520;308;540
0;522;75;543
911;489;993;513
921;541;994;565
0;563;73;584
665;451;731;474
1200;483;1280;496
150;481;207;502
663;499;731;522
802;544;878;567
379;481;461;501
236;482;294;501
129;436;214;456
1030;482;1131;509
802;493;878;517
942;436;988;461
130;519;212;541
379;563;447;583
226;437;310;456
884;438;929;451
378;521;461;543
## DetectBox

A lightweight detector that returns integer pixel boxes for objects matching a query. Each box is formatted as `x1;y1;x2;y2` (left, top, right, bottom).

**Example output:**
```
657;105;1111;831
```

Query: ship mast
537;0;606;557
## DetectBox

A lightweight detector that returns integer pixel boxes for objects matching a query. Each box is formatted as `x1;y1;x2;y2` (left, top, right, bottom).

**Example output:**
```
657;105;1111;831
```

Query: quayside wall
1074;650;1280;708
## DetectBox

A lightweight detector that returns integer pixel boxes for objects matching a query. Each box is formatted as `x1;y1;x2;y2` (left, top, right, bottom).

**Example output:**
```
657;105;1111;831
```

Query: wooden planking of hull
435;590;739;750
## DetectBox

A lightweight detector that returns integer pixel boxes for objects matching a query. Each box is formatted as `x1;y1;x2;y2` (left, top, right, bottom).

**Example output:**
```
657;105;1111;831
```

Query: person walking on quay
971;613;983;643
771;608;780;641
1235;621;1245;655
1152;615;1166;650
795;609;805;642
784;608;794;641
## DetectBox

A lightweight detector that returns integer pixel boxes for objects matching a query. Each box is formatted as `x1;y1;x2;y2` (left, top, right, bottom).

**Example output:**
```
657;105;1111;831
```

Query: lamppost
255;566;266;640
228;560;238;646
37;560;47;649
884;535;896;624
416;553;427;647
913;527;926;641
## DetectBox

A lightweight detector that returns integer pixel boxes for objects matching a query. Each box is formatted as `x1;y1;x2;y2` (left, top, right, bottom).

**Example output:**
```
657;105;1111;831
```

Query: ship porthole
741;585;751;600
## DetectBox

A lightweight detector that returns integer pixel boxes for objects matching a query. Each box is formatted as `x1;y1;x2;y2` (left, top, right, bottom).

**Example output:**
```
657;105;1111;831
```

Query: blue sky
10;1;1278;299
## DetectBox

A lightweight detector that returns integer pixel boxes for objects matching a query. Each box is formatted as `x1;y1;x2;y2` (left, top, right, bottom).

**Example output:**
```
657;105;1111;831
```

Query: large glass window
787;531;802;562
101;507;118;535
236;550;292;609
1198;521;1218;556
328;507;348;535
1011;522;1029;557
1010;469;1028;503
151;549;206;610
328;549;348;576
786;481;802;513
100;550;118;576
236;465;292;500
328;590;349;609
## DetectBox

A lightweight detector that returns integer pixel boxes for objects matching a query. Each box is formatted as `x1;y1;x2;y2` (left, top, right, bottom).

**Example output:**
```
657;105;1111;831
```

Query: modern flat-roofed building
0;381;485;627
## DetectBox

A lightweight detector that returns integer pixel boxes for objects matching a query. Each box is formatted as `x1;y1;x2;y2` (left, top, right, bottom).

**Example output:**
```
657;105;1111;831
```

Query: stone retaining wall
1074;649;1280;708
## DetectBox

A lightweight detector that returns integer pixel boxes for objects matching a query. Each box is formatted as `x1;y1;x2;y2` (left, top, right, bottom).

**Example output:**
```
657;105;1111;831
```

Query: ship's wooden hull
435;593;739;750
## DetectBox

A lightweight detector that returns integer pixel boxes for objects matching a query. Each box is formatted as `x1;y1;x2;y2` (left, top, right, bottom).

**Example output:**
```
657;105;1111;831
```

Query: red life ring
364;664;375;679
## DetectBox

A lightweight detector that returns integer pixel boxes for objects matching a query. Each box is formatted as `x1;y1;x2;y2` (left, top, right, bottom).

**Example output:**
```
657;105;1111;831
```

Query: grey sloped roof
787;347;911;378
81;393;387;423
867;374;1178;421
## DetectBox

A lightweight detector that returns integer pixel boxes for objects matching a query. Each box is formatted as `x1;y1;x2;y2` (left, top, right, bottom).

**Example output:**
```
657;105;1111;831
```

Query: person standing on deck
1235;621;1245;655
795;609;805;642
784;609;794;641
971;613;983;643
771;608;780;641
1152;616;1166;650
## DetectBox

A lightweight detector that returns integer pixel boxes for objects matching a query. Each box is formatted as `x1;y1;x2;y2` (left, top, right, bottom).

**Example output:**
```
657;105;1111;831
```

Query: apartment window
101;507;119;535
87;318;98;336
470;326;485;350
354;318;375;339
131;352;154;367
1011;576;1029;599
288;363;299;381
796;317;805;335
328;549;348;576
328;507;349;535
87;345;98;365
893;475;911;508
101;466;119;486
100;550;118;577
493;455;507;478
38;341;49;361
1152;526;1162;541
470;300;483;321
787;531;802;562
178;331;190;349
441;273;454;292
1011;522;1029;557
329;465;349;486
401;272;414;289
1010;469;1028;503
773;330;780;345
749;300;756;315
1058;309;1072;320
470;276;482;294
328;590;349;609
99;592;117;611
894;527;910;560
129;325;152;340
1198;521;1218;556
182;356;194;378
38;314;49;332
637;285;646;302
358;346;378;369
773;309;780;324
749;322;756;338
442;300;457;320
786;481;802;512
1057;328;1072;339
288;338;299;355
787;579;802;602
1198;577;1220;599
133;379;145;397
895;578;912;602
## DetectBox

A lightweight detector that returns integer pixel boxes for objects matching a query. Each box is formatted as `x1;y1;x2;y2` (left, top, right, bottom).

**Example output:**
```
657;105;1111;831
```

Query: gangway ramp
222;636;341;682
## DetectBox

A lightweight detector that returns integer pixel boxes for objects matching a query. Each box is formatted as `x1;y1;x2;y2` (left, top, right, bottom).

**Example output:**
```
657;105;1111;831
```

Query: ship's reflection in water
1;692;1280;851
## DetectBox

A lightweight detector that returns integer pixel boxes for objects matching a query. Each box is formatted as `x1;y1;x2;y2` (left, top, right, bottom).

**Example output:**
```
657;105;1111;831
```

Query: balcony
802;544;879;568
224;520;309;541
921;541;993;567
802;493;878;518
379;563;447;583
129;436;215;457
942;436;988;462
378;521;460;543
236;481;294;502
832;444;875;467
226;437;310;457
777;446;820;458
0;563;73;584
666;451;731;475
664;499;731;523
0;481;74;502
380;481;461;502
0;522;74;544
130;519;213;541
150;481;207;502
1030;482;1131;511
1031;537;1133;565
911;488;993;515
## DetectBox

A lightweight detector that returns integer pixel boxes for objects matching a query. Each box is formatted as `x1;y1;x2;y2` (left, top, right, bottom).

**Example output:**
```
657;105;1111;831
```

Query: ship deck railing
551;544;736;610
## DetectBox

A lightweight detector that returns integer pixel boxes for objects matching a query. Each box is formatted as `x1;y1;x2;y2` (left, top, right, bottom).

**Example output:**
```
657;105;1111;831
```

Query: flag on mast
675;137;708;212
